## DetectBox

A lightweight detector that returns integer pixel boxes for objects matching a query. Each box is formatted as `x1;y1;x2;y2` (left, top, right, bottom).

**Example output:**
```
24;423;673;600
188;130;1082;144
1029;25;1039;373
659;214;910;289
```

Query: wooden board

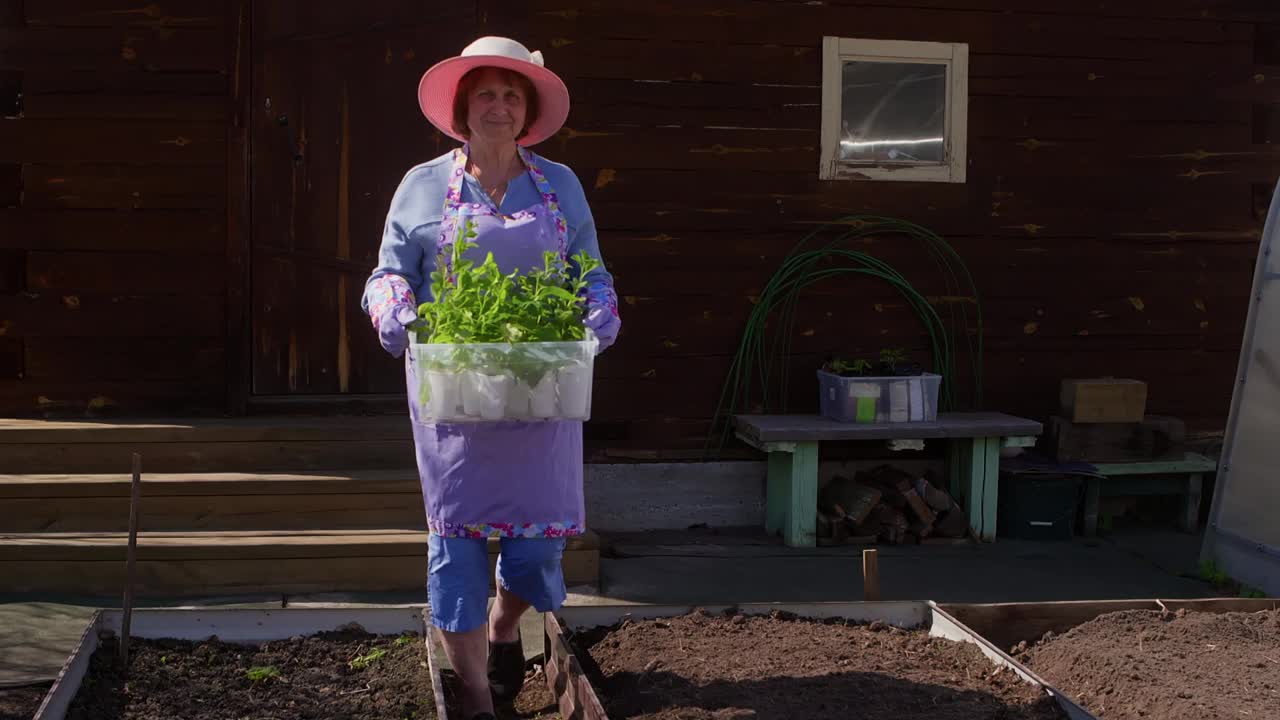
0;530;600;595
1046;415;1186;463
0;293;224;338
0;553;599;596
21;164;225;209
940;598;1280;653
23;338;225;381
26;252;224;294
1091;452;1218;476
23;1;224;28
0;470;420;498
0;439;419;474
0;494;427;531
0;415;412;443
0;119;224;166
0;209;225;253
734;412;1043;444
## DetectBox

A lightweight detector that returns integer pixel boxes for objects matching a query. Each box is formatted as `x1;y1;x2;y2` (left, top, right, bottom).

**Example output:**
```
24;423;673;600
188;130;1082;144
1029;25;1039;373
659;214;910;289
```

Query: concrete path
0;529;1217;688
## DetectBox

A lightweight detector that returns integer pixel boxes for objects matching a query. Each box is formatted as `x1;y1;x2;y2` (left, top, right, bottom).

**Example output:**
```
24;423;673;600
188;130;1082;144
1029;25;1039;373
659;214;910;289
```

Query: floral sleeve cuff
367;274;416;330
583;281;619;318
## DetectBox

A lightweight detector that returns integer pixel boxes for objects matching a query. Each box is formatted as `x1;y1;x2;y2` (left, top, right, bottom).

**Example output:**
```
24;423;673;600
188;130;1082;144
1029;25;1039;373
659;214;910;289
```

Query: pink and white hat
417;36;570;147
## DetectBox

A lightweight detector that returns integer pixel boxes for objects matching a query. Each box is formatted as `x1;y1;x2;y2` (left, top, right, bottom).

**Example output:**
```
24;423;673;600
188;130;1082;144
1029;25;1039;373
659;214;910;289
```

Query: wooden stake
862;549;881;602
120;453;141;664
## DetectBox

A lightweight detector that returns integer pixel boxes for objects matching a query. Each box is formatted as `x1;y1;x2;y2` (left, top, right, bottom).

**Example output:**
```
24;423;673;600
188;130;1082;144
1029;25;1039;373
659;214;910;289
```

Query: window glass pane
839;60;946;164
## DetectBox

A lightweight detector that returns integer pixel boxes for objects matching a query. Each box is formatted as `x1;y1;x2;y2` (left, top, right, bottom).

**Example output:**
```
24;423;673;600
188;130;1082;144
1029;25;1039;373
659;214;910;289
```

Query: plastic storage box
817;370;941;424
409;332;598;422
997;474;1083;541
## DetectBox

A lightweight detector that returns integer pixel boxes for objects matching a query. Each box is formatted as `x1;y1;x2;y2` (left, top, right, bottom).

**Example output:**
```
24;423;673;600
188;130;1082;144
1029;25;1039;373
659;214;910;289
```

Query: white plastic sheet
1202;178;1280;595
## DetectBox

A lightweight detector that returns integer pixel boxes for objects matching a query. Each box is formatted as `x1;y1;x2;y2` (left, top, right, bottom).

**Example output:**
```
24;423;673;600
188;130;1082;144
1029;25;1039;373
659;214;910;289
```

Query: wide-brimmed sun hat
417;36;570;147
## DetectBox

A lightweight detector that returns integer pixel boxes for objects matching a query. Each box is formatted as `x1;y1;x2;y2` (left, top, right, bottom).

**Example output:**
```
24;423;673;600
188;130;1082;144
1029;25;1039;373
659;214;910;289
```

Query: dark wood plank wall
1;0;1278;458
0;0;230;416
489;0;1280;453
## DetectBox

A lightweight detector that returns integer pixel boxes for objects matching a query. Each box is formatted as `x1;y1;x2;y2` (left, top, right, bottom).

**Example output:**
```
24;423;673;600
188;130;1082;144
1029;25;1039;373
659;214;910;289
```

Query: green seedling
349;648;388;670
1199;560;1231;586
415;219;602;347
394;635;416;647
829;358;872;376
878;347;907;371
246;665;281;683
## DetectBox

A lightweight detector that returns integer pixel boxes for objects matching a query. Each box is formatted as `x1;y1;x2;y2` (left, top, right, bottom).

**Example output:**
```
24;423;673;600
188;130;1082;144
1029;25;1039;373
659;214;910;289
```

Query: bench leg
1083;477;1100;537
765;452;791;536
764;443;818;547
1181;473;1203;533
948;437;1000;541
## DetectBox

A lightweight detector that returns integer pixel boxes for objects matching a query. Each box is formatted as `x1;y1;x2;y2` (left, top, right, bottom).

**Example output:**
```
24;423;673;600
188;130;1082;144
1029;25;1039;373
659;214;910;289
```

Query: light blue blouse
360;149;614;314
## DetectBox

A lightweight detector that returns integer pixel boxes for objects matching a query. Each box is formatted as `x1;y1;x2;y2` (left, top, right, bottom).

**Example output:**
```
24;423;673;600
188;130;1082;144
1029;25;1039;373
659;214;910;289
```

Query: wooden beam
226;0;251;414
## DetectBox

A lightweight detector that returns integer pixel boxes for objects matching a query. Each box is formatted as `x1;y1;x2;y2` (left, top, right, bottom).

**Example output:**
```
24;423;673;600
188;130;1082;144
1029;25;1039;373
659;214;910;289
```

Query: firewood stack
816;465;971;545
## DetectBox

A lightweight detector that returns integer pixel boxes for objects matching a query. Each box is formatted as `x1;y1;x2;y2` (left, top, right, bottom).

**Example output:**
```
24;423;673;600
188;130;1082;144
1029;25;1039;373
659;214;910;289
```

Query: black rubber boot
470;713;497;720
487;633;526;705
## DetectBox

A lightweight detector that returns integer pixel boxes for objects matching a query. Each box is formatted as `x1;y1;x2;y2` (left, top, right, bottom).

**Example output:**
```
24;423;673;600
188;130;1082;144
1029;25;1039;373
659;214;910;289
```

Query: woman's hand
585;305;620;353
377;305;420;358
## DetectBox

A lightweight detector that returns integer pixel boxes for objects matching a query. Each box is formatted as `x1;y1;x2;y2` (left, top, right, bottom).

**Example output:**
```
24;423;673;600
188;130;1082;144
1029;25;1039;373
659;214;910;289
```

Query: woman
360;37;620;720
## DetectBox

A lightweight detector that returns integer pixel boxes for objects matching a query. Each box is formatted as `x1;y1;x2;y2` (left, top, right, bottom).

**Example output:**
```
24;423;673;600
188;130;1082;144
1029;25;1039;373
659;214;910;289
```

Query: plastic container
997;474;1083;541
409;332;598;423
816;370;941;424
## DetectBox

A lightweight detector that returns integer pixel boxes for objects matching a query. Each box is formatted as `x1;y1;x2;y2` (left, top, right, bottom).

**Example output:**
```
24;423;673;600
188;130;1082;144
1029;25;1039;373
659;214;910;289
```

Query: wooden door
250;2;472;396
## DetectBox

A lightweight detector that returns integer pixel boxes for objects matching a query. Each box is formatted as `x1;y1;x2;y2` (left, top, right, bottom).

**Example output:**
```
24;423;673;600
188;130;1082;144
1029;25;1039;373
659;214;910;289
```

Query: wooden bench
732;412;1044;547
1083;452;1216;536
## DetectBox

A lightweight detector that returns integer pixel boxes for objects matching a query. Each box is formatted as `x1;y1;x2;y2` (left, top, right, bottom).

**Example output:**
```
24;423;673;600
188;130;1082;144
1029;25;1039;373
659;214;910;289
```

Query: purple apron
406;145;584;540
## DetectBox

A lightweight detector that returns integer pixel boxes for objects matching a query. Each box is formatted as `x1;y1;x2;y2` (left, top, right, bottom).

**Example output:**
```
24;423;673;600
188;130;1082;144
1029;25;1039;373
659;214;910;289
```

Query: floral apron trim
429;520;584;539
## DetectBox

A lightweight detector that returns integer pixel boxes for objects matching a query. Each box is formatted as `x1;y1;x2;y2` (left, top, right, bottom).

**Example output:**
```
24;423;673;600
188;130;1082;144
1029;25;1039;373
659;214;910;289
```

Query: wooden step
0;470;426;532
0;530;600;596
0;417;417;473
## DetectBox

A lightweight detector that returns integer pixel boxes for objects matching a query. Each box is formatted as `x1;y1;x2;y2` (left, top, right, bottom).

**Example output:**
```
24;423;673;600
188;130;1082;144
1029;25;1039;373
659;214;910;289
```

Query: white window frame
820;37;968;183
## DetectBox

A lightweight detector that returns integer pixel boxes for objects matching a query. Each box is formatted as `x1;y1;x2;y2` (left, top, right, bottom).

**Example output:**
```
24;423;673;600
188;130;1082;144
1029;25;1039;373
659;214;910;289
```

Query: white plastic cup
530;374;559;417
475;373;513;420
557;364;592;419
462;371;486;416
426;371;462;419
506;380;532;418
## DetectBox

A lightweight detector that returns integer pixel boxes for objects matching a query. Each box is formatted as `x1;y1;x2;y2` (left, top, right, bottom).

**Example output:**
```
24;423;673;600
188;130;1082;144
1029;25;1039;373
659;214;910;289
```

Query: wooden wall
0;0;230;416
501;0;1280;454
2;0;1278;457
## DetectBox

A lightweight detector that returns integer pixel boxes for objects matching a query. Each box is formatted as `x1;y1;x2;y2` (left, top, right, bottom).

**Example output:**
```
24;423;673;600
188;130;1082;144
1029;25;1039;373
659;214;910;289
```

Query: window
820;37;968;183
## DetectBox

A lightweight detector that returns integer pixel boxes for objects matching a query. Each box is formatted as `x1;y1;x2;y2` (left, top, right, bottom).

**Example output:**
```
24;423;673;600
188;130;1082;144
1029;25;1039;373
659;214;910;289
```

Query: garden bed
0;683;51;720
1013;607;1280;720
35;607;441;720
544;602;1081;720
942;598;1280;720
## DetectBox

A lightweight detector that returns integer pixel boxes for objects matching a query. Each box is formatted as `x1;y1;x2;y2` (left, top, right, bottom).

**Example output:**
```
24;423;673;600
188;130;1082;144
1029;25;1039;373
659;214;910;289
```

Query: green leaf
349;647;389;670
246;666;281;683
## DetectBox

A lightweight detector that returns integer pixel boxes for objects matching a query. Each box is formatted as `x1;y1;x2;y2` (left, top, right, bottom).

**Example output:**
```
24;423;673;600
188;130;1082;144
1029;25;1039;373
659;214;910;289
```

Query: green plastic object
855;396;877;423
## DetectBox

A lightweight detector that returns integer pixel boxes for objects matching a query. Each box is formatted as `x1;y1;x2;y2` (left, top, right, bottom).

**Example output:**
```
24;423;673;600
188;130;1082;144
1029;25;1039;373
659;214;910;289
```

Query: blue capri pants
426;534;568;632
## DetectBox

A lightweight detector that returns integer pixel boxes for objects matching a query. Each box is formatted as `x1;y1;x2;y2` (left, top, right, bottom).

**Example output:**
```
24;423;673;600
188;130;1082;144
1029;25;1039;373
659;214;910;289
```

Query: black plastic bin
997;473;1084;541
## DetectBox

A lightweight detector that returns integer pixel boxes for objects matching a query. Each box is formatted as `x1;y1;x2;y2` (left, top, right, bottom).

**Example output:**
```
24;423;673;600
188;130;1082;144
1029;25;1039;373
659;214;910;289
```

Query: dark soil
1015;608;1280;720
64;628;436;720
441;666;561;719
577;609;1064;720
0;682;51;720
